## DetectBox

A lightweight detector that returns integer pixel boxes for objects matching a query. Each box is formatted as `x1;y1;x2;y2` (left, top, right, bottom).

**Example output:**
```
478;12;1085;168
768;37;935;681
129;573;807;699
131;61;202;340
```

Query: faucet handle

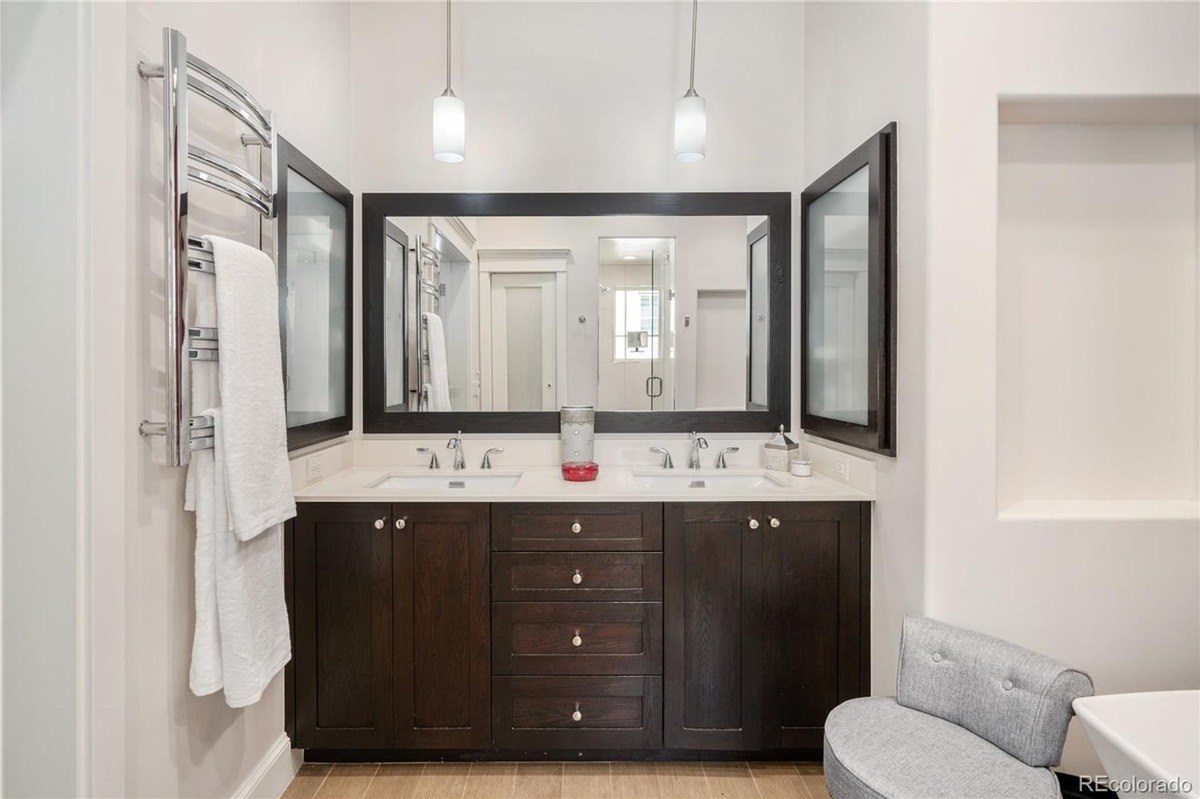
649;446;674;469
481;447;504;469
417;447;440;469
716;446;740;468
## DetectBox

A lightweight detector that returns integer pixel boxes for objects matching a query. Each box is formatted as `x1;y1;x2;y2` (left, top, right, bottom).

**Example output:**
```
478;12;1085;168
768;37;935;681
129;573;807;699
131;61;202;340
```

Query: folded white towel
423;312;452;411
206;235;296;540
185;239;294;707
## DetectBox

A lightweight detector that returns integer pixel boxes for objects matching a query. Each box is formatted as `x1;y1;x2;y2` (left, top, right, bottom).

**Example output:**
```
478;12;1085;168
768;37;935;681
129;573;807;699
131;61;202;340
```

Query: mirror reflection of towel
423;312;452;411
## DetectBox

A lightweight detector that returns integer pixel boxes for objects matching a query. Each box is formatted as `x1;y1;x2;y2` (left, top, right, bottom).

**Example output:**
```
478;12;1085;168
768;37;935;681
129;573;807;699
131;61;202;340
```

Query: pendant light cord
687;0;698;92
445;0;453;92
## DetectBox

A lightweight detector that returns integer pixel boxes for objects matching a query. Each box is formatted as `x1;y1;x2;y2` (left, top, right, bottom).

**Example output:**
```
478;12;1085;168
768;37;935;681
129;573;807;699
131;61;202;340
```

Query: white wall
350;0;806;434
84;3;353;796
802;1;930;698
1;3;86;795
925;1;1200;773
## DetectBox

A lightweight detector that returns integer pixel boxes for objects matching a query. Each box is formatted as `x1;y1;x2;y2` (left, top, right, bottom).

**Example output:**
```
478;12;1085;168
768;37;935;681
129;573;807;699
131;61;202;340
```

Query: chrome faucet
687;432;709;469
481;447;504;469
715;447;739;468
446;431;466;471
417;446;440;469
649;446;674;469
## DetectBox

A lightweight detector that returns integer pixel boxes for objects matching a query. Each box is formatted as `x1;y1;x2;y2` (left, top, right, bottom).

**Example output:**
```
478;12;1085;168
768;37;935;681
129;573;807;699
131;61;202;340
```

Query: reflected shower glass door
648;248;676;411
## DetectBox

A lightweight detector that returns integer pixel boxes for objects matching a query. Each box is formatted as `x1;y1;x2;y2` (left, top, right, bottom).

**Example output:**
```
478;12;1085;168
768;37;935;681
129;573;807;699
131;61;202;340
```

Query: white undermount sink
368;472;523;490
631;470;790;491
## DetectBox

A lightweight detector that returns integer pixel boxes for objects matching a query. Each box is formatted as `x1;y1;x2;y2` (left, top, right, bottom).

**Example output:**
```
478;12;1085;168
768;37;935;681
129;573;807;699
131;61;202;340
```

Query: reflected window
613;288;661;361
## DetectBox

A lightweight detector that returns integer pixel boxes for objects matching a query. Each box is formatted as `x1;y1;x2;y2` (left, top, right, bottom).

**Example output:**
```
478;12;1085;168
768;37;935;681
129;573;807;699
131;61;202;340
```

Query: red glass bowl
561;461;599;482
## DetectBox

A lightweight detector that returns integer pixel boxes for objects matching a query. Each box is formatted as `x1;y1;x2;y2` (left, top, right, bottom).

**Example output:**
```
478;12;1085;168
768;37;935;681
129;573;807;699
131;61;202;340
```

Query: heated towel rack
136;28;279;466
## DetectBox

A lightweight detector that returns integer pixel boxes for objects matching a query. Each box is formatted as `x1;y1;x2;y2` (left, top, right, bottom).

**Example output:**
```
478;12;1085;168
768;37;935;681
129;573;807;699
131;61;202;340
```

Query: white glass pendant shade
674;92;706;163
432;91;465;163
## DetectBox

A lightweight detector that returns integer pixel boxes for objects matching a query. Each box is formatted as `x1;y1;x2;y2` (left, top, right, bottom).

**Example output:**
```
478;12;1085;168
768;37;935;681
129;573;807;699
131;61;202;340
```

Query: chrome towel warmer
136;28;278;466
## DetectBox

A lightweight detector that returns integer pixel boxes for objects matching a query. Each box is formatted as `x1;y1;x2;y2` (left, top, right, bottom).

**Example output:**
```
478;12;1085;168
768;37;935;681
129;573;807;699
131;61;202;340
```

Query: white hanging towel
209;408;291;707
205;235;296;539
184;236;294;706
423;312;452;411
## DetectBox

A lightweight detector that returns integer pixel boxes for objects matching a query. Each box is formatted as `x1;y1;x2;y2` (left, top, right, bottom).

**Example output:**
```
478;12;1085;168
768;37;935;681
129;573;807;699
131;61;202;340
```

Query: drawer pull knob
572;703;582;722
374;519;386;530
572;634;583;647
748;518;760;530
769;517;780;528
571;521;582;534
572;570;583;585
395;517;407;530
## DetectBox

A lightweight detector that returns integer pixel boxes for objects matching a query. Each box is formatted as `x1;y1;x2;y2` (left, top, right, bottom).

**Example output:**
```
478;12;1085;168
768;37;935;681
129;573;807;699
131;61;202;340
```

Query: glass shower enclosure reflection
599;238;676;411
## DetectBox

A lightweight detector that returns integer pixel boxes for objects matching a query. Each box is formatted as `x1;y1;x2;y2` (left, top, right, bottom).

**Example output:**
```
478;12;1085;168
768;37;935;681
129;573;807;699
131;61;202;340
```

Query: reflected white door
490;273;557;410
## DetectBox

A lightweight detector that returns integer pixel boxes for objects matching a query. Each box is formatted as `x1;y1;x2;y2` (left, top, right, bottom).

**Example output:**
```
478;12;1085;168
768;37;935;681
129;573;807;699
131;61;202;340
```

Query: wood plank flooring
283;762;828;799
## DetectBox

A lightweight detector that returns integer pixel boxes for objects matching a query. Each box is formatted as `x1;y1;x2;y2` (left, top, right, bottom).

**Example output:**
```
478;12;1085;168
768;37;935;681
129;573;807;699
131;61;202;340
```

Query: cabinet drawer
492;553;663;602
492;602;662;675
491;503;662;552
493;676;662;749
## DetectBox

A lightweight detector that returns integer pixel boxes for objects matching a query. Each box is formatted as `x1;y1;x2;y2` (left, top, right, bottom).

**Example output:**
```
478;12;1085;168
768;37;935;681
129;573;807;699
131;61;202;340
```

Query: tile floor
283;761;829;799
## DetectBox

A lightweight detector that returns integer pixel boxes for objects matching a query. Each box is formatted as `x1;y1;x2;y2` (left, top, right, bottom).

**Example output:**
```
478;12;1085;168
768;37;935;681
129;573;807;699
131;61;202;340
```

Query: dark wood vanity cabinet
293;503;394;748
291;502;489;750
290;499;868;757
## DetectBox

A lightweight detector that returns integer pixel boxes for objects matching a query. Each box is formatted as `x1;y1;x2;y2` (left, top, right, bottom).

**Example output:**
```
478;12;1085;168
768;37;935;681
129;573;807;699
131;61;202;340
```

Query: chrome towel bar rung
187;349;218;362
188;326;218;341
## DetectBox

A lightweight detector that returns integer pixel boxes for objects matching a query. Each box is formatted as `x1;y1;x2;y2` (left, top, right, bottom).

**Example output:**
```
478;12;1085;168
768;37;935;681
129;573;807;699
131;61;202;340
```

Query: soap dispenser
764;425;800;472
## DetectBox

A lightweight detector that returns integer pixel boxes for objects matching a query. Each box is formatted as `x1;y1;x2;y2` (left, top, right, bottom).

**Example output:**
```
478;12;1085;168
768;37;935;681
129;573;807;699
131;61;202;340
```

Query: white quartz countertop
293;465;874;503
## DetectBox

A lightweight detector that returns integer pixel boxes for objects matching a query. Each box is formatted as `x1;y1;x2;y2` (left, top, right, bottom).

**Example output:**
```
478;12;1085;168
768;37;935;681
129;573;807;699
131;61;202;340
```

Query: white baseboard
231;734;300;799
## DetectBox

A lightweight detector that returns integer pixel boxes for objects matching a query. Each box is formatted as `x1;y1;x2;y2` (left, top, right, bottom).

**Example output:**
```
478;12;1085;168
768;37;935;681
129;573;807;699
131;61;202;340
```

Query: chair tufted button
1002;680;1014;691
932;652;942;662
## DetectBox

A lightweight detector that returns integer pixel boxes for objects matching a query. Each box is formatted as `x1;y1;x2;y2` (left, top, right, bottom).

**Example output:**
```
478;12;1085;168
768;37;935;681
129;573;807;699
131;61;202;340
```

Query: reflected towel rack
136;27;279;466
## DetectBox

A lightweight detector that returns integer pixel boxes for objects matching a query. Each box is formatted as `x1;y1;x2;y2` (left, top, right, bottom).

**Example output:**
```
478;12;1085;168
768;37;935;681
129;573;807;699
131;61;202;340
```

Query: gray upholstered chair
824;616;1094;799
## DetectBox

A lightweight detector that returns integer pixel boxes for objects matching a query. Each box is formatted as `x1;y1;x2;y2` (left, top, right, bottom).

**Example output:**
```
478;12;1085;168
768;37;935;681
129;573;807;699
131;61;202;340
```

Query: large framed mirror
362;193;790;433
800;123;896;455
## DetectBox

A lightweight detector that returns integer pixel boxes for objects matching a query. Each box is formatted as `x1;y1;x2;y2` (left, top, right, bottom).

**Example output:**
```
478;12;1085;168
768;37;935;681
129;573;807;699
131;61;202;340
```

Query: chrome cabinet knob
571;522;582;534
374;519;385;530
572;570;583;585
748;518;760;530
572;634;583;647
572;703;582;722
769;517;780;528
395;517;407;530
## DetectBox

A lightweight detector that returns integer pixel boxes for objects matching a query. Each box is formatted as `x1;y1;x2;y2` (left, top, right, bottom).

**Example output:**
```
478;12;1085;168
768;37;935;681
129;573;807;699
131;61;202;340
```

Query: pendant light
433;0;465;163
674;0;706;163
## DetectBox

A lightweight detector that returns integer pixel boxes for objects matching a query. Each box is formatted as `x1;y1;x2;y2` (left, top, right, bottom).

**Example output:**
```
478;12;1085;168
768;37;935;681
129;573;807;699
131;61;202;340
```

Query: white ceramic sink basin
631;470;789;491
369;472;522;491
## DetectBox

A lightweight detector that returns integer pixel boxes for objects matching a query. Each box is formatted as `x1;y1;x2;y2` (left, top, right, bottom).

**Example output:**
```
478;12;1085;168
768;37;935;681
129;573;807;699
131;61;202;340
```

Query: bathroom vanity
286;469;870;761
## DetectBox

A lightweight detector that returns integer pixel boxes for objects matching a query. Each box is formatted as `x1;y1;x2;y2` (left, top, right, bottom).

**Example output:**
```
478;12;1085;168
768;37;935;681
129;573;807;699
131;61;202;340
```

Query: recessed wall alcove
997;95;1200;521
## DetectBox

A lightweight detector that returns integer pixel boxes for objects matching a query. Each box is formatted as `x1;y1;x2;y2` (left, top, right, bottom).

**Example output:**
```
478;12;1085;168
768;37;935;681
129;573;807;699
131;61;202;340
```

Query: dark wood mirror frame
362;192;791;434
277;136;354;450
800;123;897;455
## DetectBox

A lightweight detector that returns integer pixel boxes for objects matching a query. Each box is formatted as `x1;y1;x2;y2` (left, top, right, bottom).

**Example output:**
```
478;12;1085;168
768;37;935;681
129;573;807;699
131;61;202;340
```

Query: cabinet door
293;503;393;748
663;502;763;750
393;503;491;748
761;502;866;749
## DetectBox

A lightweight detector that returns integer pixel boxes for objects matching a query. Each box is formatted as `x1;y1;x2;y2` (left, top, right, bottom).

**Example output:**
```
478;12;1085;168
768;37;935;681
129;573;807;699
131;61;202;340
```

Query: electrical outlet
306;457;325;484
829;453;851;482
